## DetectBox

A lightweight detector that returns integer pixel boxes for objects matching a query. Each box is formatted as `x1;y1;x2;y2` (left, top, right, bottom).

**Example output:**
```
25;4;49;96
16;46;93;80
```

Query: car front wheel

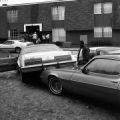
49;76;63;95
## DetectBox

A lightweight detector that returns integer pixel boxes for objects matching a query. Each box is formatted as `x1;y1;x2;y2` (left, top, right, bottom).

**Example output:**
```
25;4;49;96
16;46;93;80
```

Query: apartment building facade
0;0;120;46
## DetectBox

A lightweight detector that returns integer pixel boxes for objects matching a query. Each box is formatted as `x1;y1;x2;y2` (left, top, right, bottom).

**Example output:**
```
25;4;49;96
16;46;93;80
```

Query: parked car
96;47;120;55
40;55;120;104
0;40;33;53
63;46;109;60
18;44;76;81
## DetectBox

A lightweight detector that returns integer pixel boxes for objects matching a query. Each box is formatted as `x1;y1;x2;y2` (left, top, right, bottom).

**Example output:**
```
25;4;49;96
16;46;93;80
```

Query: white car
0;40;34;53
17;44;76;75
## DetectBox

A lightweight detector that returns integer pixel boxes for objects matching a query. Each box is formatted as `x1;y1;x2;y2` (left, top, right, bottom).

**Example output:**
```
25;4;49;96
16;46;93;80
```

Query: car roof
90;47;107;51
24;44;58;49
96;47;120;51
90;46;120;51
94;55;120;60
21;44;62;53
7;39;20;41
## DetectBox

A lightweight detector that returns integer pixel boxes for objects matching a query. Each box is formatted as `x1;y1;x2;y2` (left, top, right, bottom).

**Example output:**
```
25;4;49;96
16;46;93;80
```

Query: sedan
0;40;33;53
63;46;111;60
40;55;120;104
18;44;76;81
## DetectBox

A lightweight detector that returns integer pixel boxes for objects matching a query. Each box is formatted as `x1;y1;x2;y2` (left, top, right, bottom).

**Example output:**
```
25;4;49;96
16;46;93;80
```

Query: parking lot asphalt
0;70;120;120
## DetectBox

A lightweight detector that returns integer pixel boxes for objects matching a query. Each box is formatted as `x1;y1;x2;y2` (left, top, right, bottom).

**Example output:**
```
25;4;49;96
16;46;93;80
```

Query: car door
70;58;120;102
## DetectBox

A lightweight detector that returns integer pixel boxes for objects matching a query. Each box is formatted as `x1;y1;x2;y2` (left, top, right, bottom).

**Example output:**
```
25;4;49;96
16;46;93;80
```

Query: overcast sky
0;0;74;6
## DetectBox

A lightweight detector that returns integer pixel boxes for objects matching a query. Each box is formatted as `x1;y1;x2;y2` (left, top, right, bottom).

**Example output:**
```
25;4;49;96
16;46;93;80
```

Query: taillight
54;55;72;62
25;58;42;66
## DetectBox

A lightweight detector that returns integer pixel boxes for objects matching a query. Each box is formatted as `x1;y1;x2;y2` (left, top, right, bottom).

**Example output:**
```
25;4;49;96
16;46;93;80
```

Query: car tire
48;76;63;95
20;71;28;83
15;47;21;53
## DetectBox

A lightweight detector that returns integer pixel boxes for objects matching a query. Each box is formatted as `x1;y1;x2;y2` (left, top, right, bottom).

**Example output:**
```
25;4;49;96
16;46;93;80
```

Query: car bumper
20;60;76;73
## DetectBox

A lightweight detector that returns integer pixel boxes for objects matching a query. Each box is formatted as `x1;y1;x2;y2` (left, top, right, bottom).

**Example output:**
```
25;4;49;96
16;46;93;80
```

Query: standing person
36;38;41;44
77;41;90;66
32;32;38;44
46;34;50;43
42;35;46;43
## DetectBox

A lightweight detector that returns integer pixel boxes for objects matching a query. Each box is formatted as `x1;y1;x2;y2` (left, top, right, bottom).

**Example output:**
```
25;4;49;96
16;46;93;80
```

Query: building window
94;2;112;14
103;27;112;37
94;3;102;14
52;6;65;20
103;2;112;14
10;29;19;39
52;28;66;42
94;27;112;38
94;27;103;38
7;10;18;23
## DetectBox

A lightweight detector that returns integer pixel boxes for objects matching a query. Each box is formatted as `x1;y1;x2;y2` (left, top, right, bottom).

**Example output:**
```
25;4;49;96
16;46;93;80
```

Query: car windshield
21;44;63;55
3;40;14;44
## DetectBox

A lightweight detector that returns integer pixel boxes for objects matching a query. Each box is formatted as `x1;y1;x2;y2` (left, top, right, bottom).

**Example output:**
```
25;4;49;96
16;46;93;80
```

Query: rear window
3;41;14;44
21;44;63;54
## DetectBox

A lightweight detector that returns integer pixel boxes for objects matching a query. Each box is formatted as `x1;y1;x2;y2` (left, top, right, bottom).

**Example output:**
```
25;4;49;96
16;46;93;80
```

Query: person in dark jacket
77;41;90;66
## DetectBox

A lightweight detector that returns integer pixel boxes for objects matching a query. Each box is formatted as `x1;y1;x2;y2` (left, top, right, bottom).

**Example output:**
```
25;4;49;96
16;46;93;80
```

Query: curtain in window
103;27;112;37
52;28;66;42
94;27;103;38
7;10;18;23
94;3;102;14
103;3;112;14
52;6;65;20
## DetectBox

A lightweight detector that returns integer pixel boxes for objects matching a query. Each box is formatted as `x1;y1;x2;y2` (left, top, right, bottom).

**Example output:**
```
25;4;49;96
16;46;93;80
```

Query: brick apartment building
0;0;120;47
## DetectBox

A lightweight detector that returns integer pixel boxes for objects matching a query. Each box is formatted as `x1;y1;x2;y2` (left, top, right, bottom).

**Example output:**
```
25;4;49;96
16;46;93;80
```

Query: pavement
0;71;120;120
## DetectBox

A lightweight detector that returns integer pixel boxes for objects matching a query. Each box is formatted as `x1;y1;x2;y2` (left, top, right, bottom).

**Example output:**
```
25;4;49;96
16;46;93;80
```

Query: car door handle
111;81;118;83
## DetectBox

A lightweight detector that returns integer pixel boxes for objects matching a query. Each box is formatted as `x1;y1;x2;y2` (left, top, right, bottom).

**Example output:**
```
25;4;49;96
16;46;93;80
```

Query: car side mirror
81;67;89;74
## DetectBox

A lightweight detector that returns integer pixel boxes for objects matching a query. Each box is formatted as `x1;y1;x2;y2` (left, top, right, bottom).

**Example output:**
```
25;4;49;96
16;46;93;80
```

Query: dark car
40;55;120;104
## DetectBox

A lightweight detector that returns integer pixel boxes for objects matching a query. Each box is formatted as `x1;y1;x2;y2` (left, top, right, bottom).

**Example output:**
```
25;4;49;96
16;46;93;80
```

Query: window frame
94;27;103;38
103;2;112;14
7;9;18;23
94;2;112;14
10;29;19;39
52;28;66;42
52;6;65;20
94;3;102;14
94;27;112;38
103;27;112;38
84;58;120;76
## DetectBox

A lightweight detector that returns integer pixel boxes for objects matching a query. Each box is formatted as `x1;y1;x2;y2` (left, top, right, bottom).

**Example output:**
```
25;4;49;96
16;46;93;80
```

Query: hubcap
49;78;62;94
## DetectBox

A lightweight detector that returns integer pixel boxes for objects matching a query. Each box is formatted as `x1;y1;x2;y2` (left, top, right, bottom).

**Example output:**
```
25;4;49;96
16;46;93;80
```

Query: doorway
26;26;39;34
24;23;42;34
